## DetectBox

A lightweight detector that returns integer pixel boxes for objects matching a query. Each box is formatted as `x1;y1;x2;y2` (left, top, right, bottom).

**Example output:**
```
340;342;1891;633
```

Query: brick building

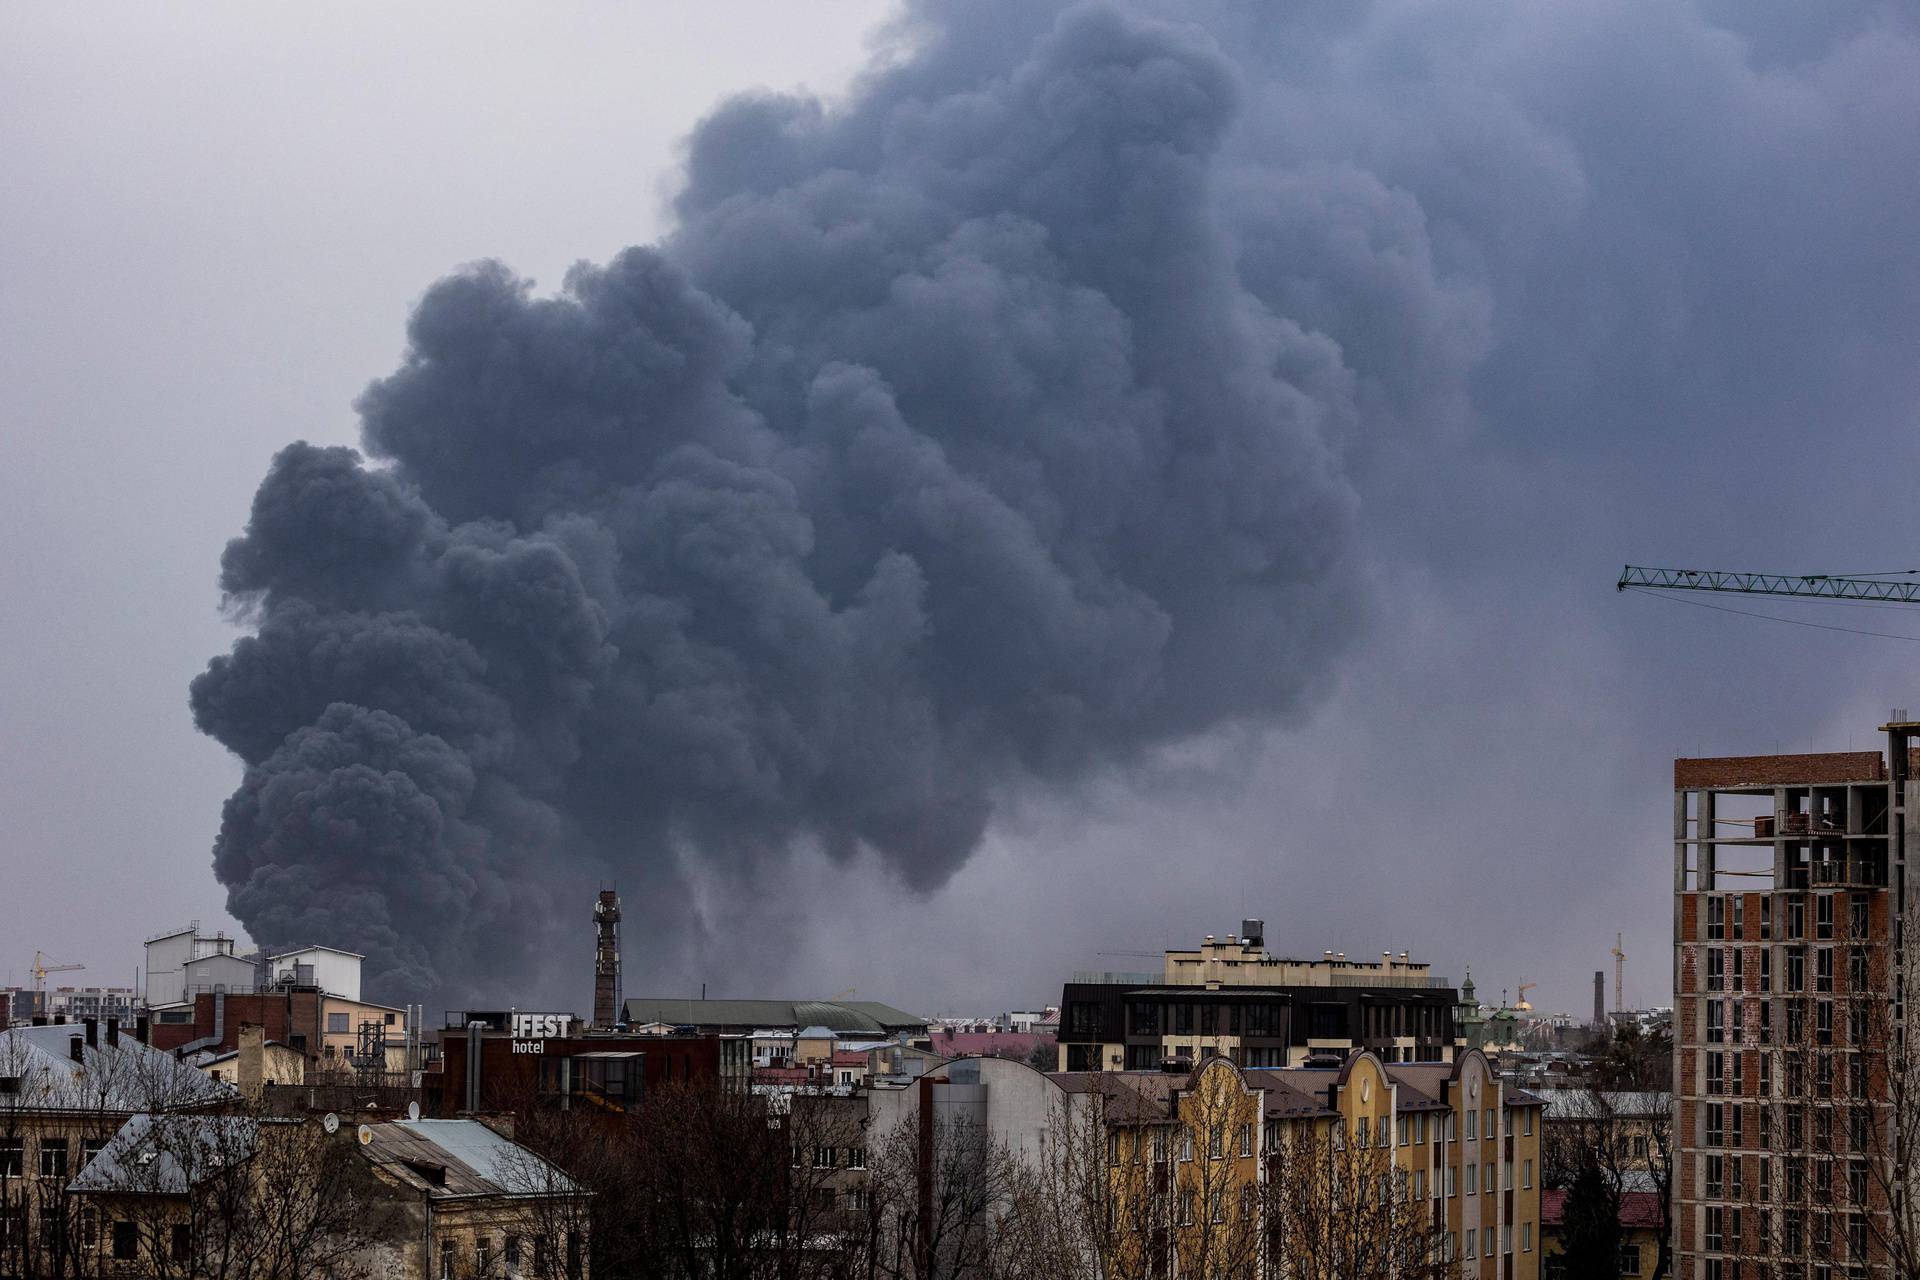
1673;721;1920;1276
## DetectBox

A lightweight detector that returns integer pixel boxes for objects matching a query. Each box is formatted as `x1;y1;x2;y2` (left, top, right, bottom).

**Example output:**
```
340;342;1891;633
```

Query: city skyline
5;1;1920;1021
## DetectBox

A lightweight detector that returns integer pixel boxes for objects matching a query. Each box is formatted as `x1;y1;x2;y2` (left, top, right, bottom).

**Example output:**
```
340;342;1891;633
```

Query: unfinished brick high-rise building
1674;721;1920;1278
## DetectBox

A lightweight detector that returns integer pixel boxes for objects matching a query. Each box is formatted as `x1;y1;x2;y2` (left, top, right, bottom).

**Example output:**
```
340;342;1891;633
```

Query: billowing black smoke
193;3;1372;1002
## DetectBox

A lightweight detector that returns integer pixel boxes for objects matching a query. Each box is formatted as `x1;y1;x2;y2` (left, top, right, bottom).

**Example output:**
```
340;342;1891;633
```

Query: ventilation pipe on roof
135;1015;150;1045
84;1017;97;1048
69;1035;84;1064
106;1017;120;1048
175;992;226;1056
465;1022;485;1113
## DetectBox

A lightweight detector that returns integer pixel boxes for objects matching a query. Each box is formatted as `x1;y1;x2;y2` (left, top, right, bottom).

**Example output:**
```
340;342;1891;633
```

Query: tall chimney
238;1023;266;1100
1593;971;1605;1028
592;890;622;1028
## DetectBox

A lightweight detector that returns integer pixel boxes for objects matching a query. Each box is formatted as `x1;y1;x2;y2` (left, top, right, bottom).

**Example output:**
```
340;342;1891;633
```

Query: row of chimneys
51;1014;152;1063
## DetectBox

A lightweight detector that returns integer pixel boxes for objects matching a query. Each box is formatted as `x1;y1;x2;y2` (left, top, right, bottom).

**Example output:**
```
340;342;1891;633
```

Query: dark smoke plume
193;3;1373;1002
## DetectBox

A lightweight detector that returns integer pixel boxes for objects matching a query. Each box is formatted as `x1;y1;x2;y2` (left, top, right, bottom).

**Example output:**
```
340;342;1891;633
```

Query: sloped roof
1540;1189;1665;1230
361;1120;581;1200
68;1114;259;1196
1529;1088;1671;1120
622;998;927;1034
0;1025;232;1113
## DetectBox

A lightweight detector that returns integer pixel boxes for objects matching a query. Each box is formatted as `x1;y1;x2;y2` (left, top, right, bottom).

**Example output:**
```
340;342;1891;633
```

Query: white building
265;946;362;1001
143;924;254;1008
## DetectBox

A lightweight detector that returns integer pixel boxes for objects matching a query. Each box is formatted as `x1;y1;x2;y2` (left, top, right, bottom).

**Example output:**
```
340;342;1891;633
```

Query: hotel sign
510;1012;569;1054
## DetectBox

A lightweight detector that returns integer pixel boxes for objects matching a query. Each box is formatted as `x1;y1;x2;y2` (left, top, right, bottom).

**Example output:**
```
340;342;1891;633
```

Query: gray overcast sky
4;1;1919;1022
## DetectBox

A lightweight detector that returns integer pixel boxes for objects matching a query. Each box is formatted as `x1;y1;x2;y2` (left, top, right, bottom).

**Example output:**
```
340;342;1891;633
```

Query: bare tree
1264;1119;1453;1280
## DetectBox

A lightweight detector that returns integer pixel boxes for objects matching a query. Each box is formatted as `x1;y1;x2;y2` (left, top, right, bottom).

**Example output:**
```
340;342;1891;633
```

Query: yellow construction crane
1610;934;1626;1014
1515;981;1536;1012
30;951;84;1017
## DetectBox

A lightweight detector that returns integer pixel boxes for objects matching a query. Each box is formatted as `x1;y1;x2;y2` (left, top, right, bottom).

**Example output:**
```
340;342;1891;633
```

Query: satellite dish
407;1101;421;1121
357;1124;374;1146
321;1113;339;1135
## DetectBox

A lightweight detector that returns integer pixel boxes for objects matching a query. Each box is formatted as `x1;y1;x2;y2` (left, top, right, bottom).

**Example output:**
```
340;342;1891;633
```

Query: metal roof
363;1120;582;1200
622;998;927;1034
67;1114;259;1196
0;1025;232;1113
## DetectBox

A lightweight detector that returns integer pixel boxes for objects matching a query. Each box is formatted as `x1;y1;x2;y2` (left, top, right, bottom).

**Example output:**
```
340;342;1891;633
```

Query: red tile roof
1540;1189;1663;1230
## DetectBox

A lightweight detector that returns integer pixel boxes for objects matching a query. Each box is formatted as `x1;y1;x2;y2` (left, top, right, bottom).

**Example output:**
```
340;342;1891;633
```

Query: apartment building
1057;921;1459;1070
1052;1046;1545;1277
0;1017;228;1278
1673;721;1919;1277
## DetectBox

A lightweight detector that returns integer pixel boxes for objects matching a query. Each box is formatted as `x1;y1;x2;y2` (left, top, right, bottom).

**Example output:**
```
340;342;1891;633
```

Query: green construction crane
1617;565;1920;603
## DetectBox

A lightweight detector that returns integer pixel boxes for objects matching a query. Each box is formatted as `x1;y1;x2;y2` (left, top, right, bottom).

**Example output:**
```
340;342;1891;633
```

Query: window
1707;1103;1724;1147
1466;1165;1476;1196
1706;1206;1724;1251
112;1222;137;1261
1761;949;1773;993
0;1139;20;1177
476;1239;492;1276
172;1225;191;1264
441;1241;457;1280
1505;1109;1514;1138
38;1141;67;1179
1818;895;1835;940
1708;949;1726;991
1503;1160;1513;1191
326;1012;350;1034
1446;1165;1456;1197
1733;895;1746;939
1484;1162;1495;1193
1708;1051;1725;1094
506;1237;521;1269
1445;1112;1456;1142
1850;948;1867;993
1818;948;1835;993
849;1145;866;1169
1707;1000;1725;1044
1465;1228;1477;1258
1709;896;1726;940
1523;1158;1533;1188
847;1187;866;1212
1239;1185;1254;1221
1378;1114;1390;1147
1179;1191;1195;1226
1238;1123;1252;1157
1466;1108;1476;1141
1484;1226;1494;1257
385;1012;397;1025
1707;1154;1724;1198
1210;1188;1225;1224
1762;895;1773;938
1524;1109;1534;1137
1789;950;1807;992
1181;1129;1193;1162
1209;1125;1224;1160
1819;1000;1835;1045
1502;1225;1512;1254
1522;1221;1533;1252
1851;896;1870;939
